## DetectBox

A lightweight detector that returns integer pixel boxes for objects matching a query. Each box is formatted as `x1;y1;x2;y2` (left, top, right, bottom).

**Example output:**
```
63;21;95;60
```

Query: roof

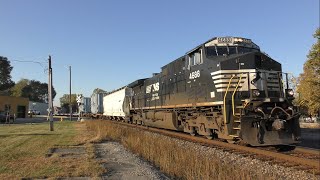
127;78;148;88
186;37;217;55
186;36;260;55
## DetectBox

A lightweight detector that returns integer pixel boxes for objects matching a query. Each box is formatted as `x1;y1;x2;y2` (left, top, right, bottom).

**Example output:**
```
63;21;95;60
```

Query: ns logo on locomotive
102;36;301;146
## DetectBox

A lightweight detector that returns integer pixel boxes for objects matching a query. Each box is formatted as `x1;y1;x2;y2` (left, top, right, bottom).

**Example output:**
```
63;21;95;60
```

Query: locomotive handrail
223;75;236;124
232;73;243;117
277;72;285;98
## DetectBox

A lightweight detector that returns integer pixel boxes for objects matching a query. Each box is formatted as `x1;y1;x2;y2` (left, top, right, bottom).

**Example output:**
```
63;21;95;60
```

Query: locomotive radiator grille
211;69;253;93
211;70;284;96
265;73;281;91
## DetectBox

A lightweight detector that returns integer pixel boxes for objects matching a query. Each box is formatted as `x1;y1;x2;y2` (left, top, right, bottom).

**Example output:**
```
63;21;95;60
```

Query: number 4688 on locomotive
106;36;301;146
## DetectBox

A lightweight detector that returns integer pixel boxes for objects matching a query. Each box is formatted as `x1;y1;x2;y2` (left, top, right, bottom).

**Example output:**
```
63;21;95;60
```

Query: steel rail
295;146;320;156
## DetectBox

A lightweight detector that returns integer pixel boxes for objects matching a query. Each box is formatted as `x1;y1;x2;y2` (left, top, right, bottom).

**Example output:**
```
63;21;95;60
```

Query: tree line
297;28;320;116
0;56;56;103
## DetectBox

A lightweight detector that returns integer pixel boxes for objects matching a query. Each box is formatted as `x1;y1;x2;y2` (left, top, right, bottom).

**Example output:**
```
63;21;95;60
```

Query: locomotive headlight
252;89;260;97
286;89;294;97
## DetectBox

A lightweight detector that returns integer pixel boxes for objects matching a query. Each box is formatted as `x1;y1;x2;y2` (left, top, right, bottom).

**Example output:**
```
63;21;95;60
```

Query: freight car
79;97;91;114
91;91;107;118
103;86;132;120
104;36;301;146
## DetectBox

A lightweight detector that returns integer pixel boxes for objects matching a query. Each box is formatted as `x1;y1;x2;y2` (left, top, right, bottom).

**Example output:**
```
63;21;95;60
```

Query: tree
60;94;78;113
0;56;15;92
11;79;56;103
297;28;320;115
11;79;29;97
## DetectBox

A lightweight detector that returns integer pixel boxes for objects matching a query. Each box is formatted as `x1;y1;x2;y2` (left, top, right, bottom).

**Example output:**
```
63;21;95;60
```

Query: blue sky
0;0;319;106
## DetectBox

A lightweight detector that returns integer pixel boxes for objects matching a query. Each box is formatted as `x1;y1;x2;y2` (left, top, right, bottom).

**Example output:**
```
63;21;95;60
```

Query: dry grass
0;121;104;179
300;122;320;129
86;120;268;180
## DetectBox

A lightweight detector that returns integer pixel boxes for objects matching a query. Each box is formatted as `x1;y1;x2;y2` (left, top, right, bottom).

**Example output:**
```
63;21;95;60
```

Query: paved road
1;116;79;125
299;128;320;149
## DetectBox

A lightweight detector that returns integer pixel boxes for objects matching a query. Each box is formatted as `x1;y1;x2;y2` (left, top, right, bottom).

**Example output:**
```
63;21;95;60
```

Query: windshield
205;46;259;57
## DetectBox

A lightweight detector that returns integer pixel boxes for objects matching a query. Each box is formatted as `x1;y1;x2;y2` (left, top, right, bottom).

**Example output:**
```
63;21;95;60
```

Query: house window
4;104;11;112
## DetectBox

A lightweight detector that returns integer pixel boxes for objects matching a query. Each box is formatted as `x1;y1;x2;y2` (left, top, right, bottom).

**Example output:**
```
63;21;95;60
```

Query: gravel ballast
93;121;318;180
95;142;170;180
143;131;319;180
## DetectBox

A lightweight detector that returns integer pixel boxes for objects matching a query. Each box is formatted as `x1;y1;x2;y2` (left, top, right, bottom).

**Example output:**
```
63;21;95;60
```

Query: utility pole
48;55;54;131
69;66;72;121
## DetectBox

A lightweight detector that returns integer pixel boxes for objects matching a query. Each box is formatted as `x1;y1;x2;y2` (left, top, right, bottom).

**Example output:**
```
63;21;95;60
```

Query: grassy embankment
0;121;103;179
86;120;268;180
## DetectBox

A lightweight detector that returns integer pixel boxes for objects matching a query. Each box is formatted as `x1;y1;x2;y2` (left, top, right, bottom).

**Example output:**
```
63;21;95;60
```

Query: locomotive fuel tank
142;111;182;131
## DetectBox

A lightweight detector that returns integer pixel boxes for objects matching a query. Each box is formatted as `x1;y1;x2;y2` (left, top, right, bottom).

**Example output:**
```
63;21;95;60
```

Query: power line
10;59;48;74
10;59;46;63
10;59;47;69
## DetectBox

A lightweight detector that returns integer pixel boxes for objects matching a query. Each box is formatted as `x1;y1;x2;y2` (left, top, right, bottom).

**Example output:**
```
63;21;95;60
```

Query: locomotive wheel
206;135;213;140
226;139;236;144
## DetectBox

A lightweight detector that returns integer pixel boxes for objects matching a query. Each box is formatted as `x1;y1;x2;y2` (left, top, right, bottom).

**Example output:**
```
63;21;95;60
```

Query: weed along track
102;119;320;176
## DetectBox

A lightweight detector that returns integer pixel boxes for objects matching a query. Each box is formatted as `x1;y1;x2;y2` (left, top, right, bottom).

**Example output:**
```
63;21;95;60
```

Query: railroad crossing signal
76;94;83;104
76;94;83;121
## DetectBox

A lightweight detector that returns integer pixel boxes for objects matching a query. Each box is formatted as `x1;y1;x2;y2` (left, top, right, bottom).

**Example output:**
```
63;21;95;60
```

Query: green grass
0;121;103;179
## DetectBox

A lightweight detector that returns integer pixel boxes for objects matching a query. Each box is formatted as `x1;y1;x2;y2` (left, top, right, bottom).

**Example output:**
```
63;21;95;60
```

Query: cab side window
187;49;203;69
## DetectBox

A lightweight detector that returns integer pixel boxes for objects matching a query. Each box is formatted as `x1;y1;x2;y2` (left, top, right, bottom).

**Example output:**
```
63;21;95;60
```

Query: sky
0;0;319;106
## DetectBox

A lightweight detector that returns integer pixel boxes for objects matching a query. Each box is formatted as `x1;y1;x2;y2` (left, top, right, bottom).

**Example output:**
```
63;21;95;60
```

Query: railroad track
255;146;320;162
281;147;320;162
295;147;320;156
108;120;320;174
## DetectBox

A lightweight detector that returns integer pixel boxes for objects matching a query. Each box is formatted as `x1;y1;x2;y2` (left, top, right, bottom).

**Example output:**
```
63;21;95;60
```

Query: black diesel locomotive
124;36;301;146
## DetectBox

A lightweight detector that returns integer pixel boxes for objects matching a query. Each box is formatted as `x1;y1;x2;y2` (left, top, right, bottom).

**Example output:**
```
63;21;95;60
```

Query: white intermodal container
103;87;132;118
